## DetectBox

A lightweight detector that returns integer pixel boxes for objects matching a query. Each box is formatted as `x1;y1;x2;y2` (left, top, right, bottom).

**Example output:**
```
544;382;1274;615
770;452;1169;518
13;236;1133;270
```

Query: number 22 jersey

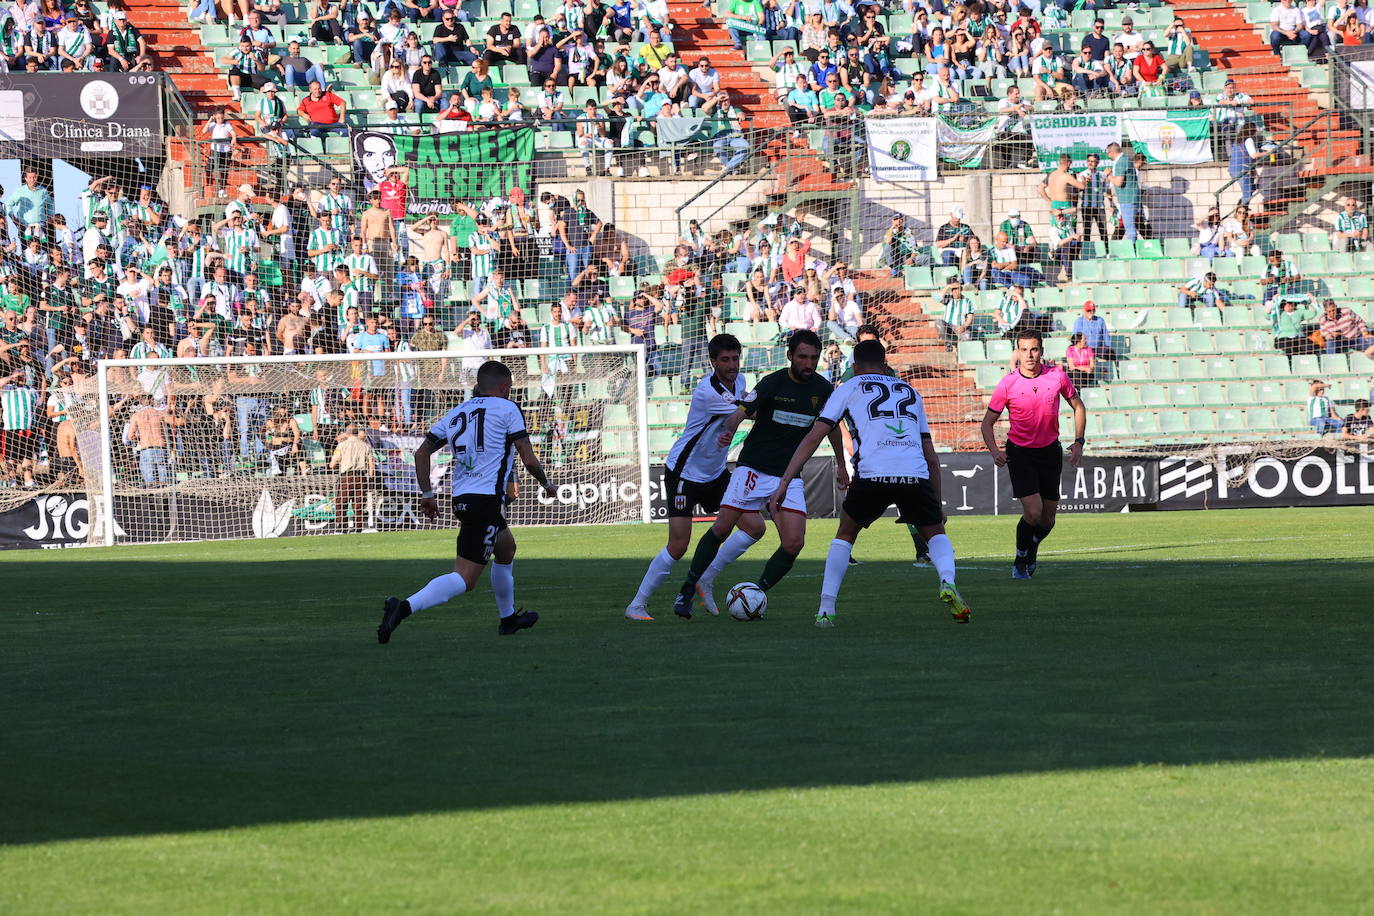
819;374;932;480
425;396;529;497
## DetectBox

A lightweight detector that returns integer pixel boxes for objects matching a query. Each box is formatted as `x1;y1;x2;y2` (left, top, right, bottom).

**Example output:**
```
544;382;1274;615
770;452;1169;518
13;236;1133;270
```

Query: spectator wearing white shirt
1112;17;1145;60
826;291;862;342
779;286;821;334
1270;0;1313;55
686;56;721;109
657;53;688;102
1300;0;1331;54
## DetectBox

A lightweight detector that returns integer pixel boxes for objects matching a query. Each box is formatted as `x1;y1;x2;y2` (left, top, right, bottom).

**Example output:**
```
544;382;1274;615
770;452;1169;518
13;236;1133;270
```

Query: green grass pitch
3;506;1373;914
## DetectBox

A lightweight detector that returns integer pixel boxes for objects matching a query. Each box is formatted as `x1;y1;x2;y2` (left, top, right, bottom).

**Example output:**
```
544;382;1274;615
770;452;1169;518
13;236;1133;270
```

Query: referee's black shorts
662;466;731;519
842;476;944;529
451;494;509;565
1005;440;1063;500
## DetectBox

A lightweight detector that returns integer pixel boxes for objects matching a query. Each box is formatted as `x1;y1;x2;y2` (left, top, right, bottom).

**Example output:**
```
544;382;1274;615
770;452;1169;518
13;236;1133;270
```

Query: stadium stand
2;0;1374;498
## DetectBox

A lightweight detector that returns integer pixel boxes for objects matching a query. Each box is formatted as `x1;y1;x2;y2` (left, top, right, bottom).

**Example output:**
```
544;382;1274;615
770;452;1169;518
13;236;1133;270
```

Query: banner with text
1124;109;1212;165
1030;111;1121;170
352;126;535;215
866;117;939;182
1157;449;1374;509
0;73;163;159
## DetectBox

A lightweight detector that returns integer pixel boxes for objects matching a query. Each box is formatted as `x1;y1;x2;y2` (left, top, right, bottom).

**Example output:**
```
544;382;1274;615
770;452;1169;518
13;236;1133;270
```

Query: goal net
77;346;648;546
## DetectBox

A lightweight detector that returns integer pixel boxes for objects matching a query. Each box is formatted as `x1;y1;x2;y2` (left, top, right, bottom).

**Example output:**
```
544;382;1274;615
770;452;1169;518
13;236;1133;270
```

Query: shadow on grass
4;553;1372;845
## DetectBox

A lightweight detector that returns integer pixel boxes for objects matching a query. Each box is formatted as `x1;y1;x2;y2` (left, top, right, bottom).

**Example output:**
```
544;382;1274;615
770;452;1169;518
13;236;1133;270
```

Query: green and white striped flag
937;113;997;168
1124;110;1212;165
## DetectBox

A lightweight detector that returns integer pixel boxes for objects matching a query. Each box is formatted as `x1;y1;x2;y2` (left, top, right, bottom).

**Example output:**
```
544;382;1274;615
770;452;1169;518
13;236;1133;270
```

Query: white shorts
720;465;807;515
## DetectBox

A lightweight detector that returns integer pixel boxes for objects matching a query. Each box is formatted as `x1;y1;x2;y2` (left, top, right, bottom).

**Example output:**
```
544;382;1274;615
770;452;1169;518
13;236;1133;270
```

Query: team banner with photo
937;113;996;168
1030;111;1121;170
0;72;163;158
352;126;536;215
1124;109;1212;165
866;117;938;182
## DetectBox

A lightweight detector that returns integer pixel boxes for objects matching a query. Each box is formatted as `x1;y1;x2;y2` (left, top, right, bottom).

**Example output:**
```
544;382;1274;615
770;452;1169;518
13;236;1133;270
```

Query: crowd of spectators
195;0;756;176
0;3;152;71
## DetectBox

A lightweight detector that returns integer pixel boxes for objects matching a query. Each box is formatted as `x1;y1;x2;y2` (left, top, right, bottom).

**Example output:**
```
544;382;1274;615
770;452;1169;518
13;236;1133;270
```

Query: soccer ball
726;582;767;621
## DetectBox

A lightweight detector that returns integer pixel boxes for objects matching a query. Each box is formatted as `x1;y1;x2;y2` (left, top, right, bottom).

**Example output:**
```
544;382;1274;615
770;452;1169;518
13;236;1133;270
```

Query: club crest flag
866;117;938;182
1124;109;1212;165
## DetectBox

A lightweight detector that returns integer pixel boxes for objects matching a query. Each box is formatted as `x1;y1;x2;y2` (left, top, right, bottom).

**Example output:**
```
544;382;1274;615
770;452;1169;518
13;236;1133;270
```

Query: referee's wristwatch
1073;437;1086;445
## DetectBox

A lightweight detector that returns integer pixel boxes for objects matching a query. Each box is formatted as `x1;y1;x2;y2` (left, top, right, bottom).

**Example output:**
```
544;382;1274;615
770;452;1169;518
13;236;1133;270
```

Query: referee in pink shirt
979;329;1088;579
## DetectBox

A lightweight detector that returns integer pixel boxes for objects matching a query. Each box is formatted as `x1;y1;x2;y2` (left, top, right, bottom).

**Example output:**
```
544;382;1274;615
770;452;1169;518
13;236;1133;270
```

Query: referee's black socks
1015;519;1035;557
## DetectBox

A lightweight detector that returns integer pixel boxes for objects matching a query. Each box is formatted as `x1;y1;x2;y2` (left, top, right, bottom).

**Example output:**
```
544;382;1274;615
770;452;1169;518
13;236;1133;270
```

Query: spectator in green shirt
998;208;1038;263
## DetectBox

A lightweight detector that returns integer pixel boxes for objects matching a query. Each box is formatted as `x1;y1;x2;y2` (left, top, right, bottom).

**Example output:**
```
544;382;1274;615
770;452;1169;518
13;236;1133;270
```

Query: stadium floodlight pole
96;359;117;547
634;343;650;524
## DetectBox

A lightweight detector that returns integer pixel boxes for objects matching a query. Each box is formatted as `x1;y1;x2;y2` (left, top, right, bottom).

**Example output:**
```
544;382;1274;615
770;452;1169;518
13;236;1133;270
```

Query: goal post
84;345;650;547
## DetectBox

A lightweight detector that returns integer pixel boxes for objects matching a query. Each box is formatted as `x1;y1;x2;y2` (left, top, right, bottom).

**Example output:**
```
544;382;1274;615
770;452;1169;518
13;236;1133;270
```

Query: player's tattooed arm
980;408;1006;467
513;436;556;497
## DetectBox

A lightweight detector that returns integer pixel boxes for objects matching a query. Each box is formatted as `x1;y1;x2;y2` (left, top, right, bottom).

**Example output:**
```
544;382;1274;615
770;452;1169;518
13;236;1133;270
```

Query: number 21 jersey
425;396;529;497
819;374;932;480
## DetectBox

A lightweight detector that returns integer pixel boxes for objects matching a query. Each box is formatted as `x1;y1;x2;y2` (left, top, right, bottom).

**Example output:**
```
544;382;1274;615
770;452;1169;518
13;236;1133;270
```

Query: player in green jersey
672;329;850;618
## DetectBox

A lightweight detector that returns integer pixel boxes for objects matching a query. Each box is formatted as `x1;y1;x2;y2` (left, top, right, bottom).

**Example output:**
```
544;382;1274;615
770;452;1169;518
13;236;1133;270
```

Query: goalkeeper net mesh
74;346;647;546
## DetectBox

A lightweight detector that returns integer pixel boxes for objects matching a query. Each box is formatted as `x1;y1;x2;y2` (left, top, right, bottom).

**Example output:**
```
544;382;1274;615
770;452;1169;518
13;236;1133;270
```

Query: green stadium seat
1302;233;1333;253
1210;258;1240;278
1175;357;1206;379
1139;384;1169;406
976;365;1003;388
1038;288;1066;310
904;266;933;289
986;340;1013;362
1329;253;1357;275
1126;414;1159;439
1080;387;1110;410
608;276;636;299
1297;253;1325;275
1126;334;1157;355
1168;383;1197;404
1136;239;1164;259
1112;383;1142;405
1129;260;1160;281
1101;413;1131;437
1253;381;1284;403
1093;286;1122;306
1149;360;1181;380
1084;413;1105;437
1110;240;1137;259
1188;410;1218;432
1158;334;1189;355
1275;407;1306;428
958;340;985;363
1246;408;1276;431
1103;259;1130;282
1210;382;1241;404
1260;355;1290;377
1159;411;1188;434
1162;237;1191;259
1292;355;1321;376
1197;309;1225;329
1320;354;1349;375
1074;260;1104;282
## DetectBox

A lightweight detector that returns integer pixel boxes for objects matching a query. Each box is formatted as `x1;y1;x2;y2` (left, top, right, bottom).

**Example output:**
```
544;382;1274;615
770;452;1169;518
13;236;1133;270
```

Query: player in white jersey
626;334;745;620
768;341;971;627
378;360;556;643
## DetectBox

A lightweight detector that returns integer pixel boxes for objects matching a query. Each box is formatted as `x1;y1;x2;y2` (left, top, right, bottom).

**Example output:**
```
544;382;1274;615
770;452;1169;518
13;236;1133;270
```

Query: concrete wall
532;164;1348;269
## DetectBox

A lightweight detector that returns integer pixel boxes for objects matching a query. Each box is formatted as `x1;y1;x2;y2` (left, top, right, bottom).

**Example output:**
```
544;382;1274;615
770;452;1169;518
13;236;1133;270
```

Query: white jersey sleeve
664;371;748;483
822;374;932;480
426;396;529;497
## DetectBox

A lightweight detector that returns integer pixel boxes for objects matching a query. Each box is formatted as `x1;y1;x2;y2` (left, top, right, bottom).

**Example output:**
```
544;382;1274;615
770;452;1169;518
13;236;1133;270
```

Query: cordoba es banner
1030;111;1121;170
866;117;938;182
